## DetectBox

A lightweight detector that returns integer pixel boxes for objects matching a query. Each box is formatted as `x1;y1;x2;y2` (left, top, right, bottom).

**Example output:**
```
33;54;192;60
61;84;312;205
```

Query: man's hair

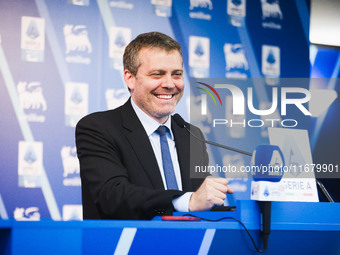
123;32;182;76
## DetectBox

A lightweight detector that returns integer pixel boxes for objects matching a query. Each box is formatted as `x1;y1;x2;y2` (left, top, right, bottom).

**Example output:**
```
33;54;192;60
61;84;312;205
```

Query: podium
1;200;340;254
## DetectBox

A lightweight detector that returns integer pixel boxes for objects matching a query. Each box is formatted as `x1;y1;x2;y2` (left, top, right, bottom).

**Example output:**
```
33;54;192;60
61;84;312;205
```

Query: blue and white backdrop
0;0;318;220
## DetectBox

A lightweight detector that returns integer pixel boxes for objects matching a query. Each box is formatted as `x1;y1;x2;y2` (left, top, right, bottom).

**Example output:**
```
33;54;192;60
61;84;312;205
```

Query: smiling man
124;46;184;124
76;32;233;220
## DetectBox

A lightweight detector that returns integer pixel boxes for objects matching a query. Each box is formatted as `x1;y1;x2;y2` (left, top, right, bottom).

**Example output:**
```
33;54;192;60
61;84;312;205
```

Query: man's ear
124;69;135;91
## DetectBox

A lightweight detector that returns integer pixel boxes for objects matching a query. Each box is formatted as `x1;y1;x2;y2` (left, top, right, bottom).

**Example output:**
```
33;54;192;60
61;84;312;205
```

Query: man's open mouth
156;94;174;99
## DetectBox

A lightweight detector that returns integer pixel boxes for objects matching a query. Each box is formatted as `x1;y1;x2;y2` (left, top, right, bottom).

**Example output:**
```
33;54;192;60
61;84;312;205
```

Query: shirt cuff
172;192;193;212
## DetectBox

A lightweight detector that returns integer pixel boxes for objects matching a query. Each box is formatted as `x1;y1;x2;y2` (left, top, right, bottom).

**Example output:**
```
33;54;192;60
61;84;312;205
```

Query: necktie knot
156;125;168;137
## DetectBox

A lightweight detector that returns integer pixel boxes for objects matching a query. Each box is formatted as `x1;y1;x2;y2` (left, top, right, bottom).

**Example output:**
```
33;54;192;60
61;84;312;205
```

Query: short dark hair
123;32;182;76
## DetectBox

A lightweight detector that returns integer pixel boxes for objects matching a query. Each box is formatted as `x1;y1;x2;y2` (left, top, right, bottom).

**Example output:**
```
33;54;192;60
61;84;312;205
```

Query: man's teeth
157;95;172;99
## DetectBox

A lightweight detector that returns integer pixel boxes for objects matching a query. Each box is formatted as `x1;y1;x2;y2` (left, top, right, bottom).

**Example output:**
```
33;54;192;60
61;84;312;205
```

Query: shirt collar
131;98;174;139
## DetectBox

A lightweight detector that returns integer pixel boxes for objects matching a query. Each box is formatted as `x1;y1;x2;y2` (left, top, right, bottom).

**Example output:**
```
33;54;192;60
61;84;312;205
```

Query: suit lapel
121;100;165;190
172;118;192;191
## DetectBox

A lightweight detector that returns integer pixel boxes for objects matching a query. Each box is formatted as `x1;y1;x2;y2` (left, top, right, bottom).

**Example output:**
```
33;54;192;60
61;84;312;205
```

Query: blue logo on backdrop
266;49;276;64
232;0;242;6
227;0;246;27
114;31;126;48
194;41;205;57
68;210;80;220
24;146;37;164
71;87;83;104
26;20;40;40
264;186;270;197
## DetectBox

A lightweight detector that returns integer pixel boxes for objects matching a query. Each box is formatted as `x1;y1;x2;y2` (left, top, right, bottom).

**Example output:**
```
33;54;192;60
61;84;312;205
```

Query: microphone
250;144;285;251
250;144;285;182
172;114;252;156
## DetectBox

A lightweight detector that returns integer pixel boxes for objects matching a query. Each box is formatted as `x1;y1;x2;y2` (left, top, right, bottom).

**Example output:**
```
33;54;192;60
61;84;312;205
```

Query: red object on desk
161;216;201;221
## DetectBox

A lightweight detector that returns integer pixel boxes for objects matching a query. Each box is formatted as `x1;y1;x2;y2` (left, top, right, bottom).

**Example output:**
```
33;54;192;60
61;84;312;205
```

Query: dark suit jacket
76;99;209;220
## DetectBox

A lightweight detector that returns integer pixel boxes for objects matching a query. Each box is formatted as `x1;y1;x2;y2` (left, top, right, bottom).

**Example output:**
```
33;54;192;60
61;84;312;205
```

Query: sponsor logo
18;141;43;188
189;36;210;78
17;82;47;111
63;205;83;221
17;81;47;122
110;0;134;9
189;0;213;10
21;17;45;62
68;0;90;6
224;43;249;78
65;82;88;127
189;0;212;20
114;31;126;48
26;20;40;39
14;207;40;221
194;41;204;57
109;27;131;70
262;45;280;82
227;0;245;16
64;25;92;54
260;0;283;30
61;146;81;186
264;186;270;197
261;0;283;19
64;24;92;64
227;0;246;27
152;0;172;17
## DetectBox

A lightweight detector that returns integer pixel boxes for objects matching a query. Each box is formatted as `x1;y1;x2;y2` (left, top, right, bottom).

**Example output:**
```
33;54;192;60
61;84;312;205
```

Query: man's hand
189;177;234;211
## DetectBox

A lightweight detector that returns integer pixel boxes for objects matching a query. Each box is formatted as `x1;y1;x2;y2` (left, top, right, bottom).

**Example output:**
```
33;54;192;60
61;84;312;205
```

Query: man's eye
151;73;162;77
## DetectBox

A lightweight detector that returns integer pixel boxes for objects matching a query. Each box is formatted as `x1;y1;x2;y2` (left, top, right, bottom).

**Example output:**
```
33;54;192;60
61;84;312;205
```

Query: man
76;32;233;220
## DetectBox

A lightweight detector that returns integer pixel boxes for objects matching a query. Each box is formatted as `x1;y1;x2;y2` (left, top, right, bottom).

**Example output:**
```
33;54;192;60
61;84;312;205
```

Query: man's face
125;47;184;124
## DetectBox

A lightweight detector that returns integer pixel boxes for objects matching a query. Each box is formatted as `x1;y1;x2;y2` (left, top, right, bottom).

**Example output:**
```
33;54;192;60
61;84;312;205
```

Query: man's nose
161;74;176;88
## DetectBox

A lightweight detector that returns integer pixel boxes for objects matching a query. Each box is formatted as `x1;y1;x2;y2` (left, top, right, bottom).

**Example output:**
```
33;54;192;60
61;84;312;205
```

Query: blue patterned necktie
156;126;178;190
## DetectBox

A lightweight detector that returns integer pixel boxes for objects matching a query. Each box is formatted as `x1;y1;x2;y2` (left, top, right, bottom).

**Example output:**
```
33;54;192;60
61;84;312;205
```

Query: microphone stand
316;180;334;203
259;201;271;251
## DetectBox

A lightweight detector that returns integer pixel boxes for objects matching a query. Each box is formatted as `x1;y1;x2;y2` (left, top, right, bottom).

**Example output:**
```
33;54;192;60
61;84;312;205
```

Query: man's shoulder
76;100;130;127
77;102;129;130
77;108;119;126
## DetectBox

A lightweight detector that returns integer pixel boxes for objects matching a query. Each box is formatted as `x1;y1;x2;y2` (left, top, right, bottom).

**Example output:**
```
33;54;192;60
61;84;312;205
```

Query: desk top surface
1;200;340;231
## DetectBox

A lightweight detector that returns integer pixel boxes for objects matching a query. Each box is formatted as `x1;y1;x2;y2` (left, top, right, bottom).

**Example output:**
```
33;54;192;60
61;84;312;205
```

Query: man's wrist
172;192;193;212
